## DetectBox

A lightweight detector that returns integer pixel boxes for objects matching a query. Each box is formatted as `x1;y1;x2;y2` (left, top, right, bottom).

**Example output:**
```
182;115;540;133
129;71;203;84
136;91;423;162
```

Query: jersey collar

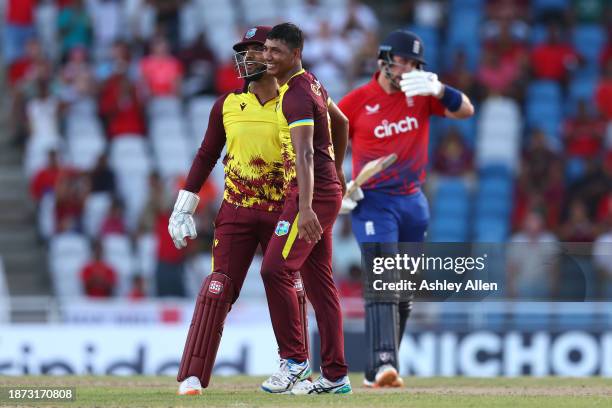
289;68;305;80
247;82;279;106
279;68;305;93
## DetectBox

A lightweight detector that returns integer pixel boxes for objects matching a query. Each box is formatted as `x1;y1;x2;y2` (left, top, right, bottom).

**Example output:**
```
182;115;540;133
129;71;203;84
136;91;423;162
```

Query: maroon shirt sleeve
184;93;229;193
282;83;315;125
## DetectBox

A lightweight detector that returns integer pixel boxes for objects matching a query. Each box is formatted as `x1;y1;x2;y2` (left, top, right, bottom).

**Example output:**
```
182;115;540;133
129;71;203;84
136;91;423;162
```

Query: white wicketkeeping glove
168;189;200;249
339;180;364;215
400;70;443;98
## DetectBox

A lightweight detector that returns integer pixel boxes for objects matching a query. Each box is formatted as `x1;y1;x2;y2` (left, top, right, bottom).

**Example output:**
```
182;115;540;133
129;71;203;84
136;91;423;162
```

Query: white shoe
291;375;352;395
261;359;312;394
177;376;202;395
372;364;403;388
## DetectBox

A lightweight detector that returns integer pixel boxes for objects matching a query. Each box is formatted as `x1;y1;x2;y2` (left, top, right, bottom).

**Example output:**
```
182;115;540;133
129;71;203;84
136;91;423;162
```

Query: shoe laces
269;359;290;385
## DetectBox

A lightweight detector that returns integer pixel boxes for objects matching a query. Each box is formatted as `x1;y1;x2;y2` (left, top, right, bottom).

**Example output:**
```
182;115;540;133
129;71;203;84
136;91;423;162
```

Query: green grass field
1;375;611;408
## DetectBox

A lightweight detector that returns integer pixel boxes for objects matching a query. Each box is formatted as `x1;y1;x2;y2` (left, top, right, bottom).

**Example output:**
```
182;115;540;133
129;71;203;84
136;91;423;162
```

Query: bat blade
344;153;397;198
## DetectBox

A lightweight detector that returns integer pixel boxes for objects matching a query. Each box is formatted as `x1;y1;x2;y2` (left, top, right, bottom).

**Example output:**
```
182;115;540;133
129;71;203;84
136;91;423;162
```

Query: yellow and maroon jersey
276;69;340;195
184;88;285;211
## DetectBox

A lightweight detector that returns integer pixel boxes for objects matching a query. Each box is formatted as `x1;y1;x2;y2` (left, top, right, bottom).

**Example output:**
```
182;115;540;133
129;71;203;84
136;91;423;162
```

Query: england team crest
275;220;290;236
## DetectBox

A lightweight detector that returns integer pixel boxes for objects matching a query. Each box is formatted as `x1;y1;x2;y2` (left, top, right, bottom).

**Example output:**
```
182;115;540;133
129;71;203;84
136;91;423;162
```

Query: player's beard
383;64;402;90
247;69;266;82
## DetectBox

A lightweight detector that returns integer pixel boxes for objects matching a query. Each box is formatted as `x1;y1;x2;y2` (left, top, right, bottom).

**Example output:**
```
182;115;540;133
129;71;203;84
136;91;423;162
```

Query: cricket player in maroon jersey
338;30;474;388
258;23;352;395
168;26;313;395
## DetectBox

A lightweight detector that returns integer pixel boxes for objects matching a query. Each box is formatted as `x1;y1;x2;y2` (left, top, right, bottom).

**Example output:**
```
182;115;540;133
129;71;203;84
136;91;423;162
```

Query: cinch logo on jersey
374;116;419;138
209;281;224;295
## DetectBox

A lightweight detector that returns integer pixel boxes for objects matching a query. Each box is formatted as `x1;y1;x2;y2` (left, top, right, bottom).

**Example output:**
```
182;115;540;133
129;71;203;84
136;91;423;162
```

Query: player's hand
345;180;364;202
336;167;347;196
298;207;323;244
400;70;443;98
339;197;358;214
168;189;200;249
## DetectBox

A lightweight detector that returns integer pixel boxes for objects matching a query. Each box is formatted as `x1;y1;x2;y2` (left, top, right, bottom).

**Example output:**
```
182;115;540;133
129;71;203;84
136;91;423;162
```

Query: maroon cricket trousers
260;190;348;380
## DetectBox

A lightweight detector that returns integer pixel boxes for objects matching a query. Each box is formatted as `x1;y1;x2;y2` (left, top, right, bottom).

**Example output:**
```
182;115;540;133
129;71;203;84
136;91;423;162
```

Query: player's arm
400;71;474;119
327;99;349;195
168;95;228;249
184;96;227;193
439;87;474;119
291;124;323;244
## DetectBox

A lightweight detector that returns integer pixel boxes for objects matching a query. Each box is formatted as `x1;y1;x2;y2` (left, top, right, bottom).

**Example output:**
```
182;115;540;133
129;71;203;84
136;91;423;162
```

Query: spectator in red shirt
140;36;183;98
99;61;146;137
563;99;605;159
128;275;147;300
596;191;611;225
432;128;474;176
484;20;529;72
215;58;244;95
596;59;612;119
3;0;36;64
100;197;127;236
8;37;45;89
477;48;521;96
337;265;364;319
155;210;187;297
80;241;117;298
338;265;363;299
54;168;87;232
530;24;580;82
559;199;597;242
30;150;62;202
513;130;565;229
179;33;217;96
599;31;612;70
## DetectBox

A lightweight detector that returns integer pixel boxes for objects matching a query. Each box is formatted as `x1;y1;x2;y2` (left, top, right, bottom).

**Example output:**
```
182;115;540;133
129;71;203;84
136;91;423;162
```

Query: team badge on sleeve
275;220;290;236
311;80;322;96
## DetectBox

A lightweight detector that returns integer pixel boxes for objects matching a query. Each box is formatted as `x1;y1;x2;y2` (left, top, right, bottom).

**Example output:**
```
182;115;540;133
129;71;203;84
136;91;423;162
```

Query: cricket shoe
290;375;352;395
177;376;202;395
363;364;404;388
260;359;312;394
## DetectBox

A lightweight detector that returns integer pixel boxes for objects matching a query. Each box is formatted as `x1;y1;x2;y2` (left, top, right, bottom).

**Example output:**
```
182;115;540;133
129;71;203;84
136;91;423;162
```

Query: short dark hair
267;23;304;51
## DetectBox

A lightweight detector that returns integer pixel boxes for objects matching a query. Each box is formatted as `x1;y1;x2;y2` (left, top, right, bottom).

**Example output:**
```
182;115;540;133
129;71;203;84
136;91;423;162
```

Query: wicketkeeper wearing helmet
168;26;312;395
338;29;474;387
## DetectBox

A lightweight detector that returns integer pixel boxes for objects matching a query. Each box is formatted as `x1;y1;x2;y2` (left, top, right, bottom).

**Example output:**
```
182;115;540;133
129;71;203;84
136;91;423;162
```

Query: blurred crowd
3;0;611;301
5;0;373;300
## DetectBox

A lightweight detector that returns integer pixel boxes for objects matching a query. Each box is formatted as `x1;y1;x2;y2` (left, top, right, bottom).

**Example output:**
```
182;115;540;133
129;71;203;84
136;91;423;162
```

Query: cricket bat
344;153;397;198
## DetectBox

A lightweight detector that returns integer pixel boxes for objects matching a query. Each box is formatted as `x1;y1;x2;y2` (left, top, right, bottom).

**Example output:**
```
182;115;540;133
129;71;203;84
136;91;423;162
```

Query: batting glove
345;180;364;202
400;70;443;98
339;180;364;215
340;197;358;215
168;189;200;249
